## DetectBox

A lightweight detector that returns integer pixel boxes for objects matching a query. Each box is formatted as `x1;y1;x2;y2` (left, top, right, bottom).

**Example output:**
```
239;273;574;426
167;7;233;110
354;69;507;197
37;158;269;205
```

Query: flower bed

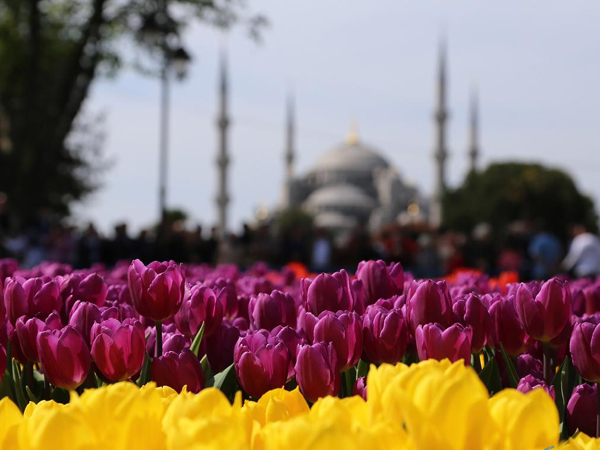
0;258;599;448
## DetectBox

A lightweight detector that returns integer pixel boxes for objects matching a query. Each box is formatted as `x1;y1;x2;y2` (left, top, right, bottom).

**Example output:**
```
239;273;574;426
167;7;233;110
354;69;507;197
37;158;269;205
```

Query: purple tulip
90;318;146;382
356;260;403;305
567;383;598;437
584;284;600;315
516;374;555;400
489;296;530;356
233;330;290;398
570;320;600;383
174;285;224;339
517;353;544;379
162;332;189;354
127;259;185;322
298;308;318;342
515;278;571;342
206;321;240;373
362;304;409;365
415;323;473;365
4;277;62;325
68;301;102;346
453;294;490;353
60;273;107;314
295;342;340;403
301;270;361;315
151;348;204;393
248;290;297;331
405;280;454;331
313;311;362;371
37;325;91;390
15;312;62;362
353;376;367;400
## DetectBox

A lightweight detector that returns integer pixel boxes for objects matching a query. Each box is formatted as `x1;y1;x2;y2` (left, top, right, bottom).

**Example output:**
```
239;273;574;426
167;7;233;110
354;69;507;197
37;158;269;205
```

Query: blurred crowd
1;214;600;280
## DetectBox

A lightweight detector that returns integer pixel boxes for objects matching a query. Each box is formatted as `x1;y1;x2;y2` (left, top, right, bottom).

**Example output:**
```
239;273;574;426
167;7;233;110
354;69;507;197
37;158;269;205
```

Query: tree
443;162;598;240
0;0;265;226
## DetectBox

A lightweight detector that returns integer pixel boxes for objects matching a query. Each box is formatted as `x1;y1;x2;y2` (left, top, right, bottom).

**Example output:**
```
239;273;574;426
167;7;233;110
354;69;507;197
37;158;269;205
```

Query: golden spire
346;121;359;145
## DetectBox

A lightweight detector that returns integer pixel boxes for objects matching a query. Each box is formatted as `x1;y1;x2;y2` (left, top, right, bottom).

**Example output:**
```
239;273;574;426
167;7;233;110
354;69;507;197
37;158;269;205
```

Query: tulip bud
60;273;107;314
353;376;367;400
162;332;189;354
4;277;62;325
516;374;555;400
295;342;340;403
356;260;403;305
406;280;454;331
15;312;62;362
566;383;597;437
313;311;362;371
297;308;318;343
151;348;204;393
37;325;91;390
489;296;530;356
301;270;359;315
248;290;297;331
415;323;473;365
174;285;224;339
570;320;600;383
68;301;102;346
206;321;240;373
233;330;290;398
362;305;409;365
90;318;146;382
515;278;571;342
127;259;185;322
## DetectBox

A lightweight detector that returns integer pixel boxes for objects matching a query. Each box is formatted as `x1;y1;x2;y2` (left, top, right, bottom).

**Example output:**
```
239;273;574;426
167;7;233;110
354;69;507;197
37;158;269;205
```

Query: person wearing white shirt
562;225;600;278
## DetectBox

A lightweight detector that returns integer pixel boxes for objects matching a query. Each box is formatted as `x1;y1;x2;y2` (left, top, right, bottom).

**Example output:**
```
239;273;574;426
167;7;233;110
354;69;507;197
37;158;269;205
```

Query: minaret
282;94;296;208
285;94;295;181
430;39;449;228
215;50;230;238
468;87;479;173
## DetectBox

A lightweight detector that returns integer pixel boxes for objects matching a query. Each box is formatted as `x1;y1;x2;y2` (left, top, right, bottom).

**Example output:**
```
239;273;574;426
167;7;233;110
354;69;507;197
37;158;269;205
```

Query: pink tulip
37;325;91;390
415;323;473;365
90;318;146;382
151;349;204;393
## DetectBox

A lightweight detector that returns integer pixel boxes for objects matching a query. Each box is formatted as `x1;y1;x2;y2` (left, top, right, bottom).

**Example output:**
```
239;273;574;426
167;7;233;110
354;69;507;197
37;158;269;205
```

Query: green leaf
25;385;40;403
200;354;213;381
356;359;369;379
190;322;206;358
342;368;356;398
12;361;28;411
499;344;519;388
479;356;502;395
136;351;151;387
209;364;238;402
552;355;574;440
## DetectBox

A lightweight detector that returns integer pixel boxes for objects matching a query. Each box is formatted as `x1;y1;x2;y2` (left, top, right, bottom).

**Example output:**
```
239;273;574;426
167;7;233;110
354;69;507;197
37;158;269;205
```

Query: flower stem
473;352;482;373
156;321;163;357
542;342;552;383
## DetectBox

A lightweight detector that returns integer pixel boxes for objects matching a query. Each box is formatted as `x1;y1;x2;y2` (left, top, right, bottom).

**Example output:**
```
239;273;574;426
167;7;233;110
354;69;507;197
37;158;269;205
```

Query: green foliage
0;0;265;225
276;207;313;235
443;162;598;239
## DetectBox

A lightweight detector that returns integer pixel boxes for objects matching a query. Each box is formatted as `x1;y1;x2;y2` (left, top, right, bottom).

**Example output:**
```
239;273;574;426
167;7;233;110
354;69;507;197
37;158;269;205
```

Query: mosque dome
310;131;390;175
305;183;376;214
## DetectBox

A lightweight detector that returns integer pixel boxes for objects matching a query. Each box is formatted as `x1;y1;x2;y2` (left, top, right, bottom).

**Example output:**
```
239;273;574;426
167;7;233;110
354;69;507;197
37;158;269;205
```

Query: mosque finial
346;121;359;145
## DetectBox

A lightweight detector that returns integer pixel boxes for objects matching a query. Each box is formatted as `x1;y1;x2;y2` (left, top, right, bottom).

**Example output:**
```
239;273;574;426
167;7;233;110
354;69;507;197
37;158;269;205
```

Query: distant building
282;127;425;235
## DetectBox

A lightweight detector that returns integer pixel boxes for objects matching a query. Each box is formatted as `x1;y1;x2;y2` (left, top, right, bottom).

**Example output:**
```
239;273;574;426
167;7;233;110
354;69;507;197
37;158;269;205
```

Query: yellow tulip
560;433;600;449
0;397;22;450
243;387;309;427
487;388;559;450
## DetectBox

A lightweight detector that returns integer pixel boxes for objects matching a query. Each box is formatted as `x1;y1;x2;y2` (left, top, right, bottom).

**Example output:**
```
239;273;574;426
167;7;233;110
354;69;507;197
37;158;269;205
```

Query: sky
75;0;600;235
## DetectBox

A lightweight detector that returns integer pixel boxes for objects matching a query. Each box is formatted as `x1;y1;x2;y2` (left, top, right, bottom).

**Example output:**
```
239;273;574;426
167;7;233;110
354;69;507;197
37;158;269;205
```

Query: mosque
212;42;480;236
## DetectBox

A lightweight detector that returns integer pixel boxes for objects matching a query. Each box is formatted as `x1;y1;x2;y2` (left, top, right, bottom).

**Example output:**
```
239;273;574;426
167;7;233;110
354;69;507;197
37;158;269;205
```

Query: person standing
563;224;600;278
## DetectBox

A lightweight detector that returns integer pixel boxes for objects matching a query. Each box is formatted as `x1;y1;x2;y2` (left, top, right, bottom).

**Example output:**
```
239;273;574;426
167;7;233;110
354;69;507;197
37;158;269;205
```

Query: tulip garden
0;259;600;449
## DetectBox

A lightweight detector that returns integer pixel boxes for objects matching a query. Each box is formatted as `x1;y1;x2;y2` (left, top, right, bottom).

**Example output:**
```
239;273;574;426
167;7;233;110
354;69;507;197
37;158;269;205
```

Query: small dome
305;184;376;211
311;137;390;174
